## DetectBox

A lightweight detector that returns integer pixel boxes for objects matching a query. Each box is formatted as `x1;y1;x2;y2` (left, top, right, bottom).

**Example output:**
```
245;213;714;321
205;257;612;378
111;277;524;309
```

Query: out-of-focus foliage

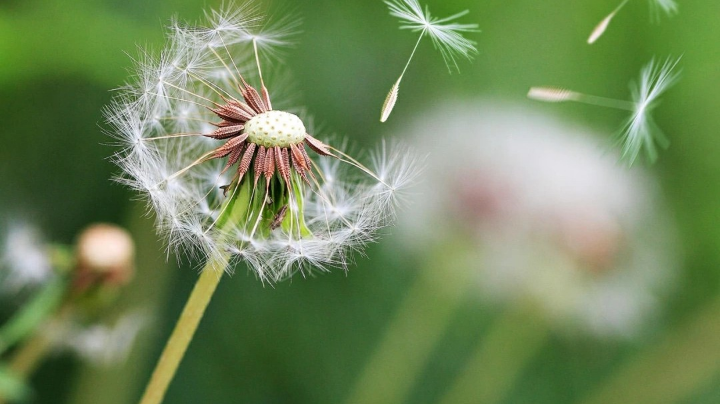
1;0;720;403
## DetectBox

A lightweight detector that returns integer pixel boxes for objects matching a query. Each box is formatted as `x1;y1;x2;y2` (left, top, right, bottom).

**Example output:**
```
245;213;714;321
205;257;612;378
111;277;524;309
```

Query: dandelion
54;312;147;367
380;0;478;122
528;56;681;164
379;101;677;404
106;4;415;404
0;222;53;295
588;0;678;44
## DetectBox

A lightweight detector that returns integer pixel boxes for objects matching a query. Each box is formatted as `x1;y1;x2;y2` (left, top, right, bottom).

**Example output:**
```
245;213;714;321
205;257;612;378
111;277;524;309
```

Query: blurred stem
137;257;226;404
437;304;550;404
7;332;51;379
0;335;49;404
344;244;469;404
0;277;66;356
579;297;720;404
68;204;174;404
0;309;71;404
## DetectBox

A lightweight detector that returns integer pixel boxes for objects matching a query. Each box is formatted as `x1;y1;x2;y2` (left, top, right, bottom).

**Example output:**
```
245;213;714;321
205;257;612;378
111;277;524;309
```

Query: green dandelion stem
579;297;720;404
0;364;29;403
344;242;469;404
137;178;255;404
0;276;66;356
136;255;227;404
437;304;550;404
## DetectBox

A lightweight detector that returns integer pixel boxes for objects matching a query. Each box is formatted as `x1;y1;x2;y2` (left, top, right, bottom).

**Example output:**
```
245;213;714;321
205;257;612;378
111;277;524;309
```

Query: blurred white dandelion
0;222;53;295
529;56;681;165
588;0;678;44
106;4;417;282
380;0;478;122
399;100;678;338
52;312;147;367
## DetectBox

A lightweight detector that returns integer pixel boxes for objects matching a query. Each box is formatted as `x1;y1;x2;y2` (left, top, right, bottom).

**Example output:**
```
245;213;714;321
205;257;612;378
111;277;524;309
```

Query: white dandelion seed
588;0;678;44
106;4;416;283
380;0;478;122
528;56;681;165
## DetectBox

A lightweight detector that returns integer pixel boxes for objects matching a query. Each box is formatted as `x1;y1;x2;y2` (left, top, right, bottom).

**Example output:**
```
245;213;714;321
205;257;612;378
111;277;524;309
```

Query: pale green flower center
245;111;306;148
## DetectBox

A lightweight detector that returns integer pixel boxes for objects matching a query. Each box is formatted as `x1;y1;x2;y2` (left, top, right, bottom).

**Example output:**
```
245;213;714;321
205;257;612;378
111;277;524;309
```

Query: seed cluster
204;79;333;189
245;111;306;148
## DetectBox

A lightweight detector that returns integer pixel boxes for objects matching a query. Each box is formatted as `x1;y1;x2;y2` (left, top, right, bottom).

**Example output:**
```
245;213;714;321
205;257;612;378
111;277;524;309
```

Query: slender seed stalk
380;31;425;122
528;87;636;111
437;304;549;404
575;93;637;111
137;257;227;404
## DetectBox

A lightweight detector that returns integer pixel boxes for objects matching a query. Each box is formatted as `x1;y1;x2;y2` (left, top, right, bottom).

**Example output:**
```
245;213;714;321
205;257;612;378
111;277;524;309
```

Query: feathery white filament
107;5;416;281
386;0;478;72
381;0;478;122
620;56;681;164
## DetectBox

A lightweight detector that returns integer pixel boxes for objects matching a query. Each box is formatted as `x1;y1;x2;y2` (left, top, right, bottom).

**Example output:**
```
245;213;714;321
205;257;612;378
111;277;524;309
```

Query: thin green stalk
344;244;469;404
138;178;253;404
0;365;29;403
437;304;550;404
0;277;66;355
137;257;227;404
0;309;72;404
579;297;720;404
7;331;52;378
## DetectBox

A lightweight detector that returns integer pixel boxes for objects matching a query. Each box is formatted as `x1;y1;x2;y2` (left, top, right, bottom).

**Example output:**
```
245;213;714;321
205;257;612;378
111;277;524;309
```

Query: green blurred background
1;0;720;403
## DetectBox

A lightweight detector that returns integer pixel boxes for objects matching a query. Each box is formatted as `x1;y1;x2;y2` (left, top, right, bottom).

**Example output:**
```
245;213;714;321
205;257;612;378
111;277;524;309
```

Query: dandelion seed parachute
106;4;415;282
528;57;681;165
619;57;681;164
380;0;478;122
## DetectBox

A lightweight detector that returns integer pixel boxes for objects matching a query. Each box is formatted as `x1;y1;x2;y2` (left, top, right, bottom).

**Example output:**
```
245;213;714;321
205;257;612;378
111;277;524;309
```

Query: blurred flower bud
74;224;135;291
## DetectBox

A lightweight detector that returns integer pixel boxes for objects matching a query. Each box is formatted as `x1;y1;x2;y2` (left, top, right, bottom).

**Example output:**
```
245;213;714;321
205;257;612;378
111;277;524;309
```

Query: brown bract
204;79;334;194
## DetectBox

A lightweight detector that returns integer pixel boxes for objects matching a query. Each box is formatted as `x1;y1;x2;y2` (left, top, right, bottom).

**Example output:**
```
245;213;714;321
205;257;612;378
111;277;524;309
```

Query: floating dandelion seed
588;0;678;44
528;57;681;164
380;0;478;122
107;5;416;282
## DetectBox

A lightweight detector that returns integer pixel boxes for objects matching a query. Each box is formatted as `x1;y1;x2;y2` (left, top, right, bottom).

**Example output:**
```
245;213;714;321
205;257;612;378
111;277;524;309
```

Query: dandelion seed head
398;101;678;338
107;3;417;282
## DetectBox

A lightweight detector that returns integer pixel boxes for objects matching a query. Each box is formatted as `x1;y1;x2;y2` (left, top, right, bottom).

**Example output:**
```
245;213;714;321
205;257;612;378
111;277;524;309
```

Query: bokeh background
1;0;720;403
